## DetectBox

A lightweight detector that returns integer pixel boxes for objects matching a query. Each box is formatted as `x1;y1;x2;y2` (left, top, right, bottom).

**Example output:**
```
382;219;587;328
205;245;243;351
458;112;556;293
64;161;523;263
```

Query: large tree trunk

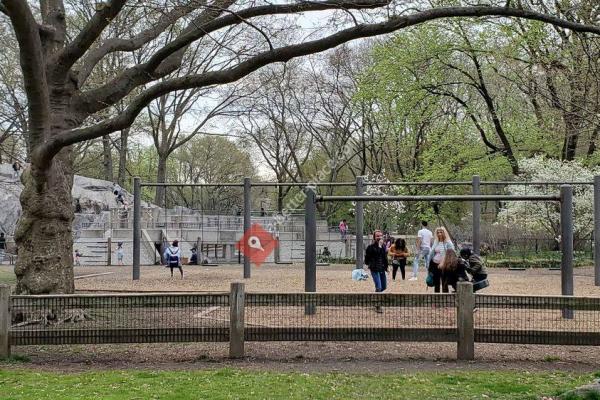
14;149;75;294
154;154;168;207
117;128;129;187
102;135;113;182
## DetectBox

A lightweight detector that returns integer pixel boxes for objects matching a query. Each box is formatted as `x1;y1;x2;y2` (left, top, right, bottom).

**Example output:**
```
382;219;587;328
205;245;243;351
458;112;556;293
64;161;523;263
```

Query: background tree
1;0;599;293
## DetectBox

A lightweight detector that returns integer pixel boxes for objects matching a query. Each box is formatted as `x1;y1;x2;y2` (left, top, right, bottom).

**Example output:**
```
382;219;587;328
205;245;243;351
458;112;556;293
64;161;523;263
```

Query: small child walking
116;242;125;266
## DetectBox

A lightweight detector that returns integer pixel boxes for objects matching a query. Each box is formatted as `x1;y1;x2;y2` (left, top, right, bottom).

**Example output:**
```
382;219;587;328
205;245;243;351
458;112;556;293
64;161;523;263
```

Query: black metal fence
1;284;599;360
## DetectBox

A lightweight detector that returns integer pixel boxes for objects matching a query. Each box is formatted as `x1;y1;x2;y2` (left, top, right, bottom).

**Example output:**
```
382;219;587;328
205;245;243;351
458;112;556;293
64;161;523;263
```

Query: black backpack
167;248;179;267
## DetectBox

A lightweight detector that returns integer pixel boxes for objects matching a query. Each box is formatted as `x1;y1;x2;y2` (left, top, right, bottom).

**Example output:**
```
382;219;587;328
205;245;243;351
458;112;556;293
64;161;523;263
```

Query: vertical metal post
243;177;251;279
0;285;10;358
133;177;141;281
594;176;600;286
472;175;481;255
456;282;474;360
229;282;245;358
106;237;112;266
305;186;317;315
560;185;574;319
355;176;364;270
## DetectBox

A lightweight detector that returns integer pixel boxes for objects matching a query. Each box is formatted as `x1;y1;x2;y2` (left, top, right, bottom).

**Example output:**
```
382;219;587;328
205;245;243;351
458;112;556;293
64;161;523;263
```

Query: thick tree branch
39;5;600;164
77;0;207;85
75;0;391;115
53;0;128;78
2;0;50;147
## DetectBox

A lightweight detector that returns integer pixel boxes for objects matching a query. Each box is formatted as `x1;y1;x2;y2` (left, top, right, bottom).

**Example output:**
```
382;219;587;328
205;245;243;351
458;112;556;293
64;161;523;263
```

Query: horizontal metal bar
316;195;561;202
251;182;355;187
141;181;592;188
366;181;592;186
364;181;471;186
480;181;593;186
141;183;244;187
142;182;355;188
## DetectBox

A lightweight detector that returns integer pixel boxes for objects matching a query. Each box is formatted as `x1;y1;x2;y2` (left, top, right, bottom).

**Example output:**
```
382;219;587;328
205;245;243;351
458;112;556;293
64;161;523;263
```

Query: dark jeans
392;258;406;280
428;260;442;293
371;271;387;292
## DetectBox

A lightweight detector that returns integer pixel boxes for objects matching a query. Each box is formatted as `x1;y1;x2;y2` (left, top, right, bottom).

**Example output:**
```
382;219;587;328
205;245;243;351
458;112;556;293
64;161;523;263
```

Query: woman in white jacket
427;227;454;293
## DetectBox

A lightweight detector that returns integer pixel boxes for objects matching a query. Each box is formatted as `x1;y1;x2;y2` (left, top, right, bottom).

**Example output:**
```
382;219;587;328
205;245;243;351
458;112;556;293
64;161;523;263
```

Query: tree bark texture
14;149;75;294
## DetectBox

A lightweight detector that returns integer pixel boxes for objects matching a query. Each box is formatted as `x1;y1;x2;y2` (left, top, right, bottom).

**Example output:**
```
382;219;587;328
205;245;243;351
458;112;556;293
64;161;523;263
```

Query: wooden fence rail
1;283;600;361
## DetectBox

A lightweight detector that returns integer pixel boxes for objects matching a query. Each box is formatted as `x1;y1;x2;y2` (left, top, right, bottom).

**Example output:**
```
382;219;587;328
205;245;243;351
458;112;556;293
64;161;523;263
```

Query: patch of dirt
5;342;600;374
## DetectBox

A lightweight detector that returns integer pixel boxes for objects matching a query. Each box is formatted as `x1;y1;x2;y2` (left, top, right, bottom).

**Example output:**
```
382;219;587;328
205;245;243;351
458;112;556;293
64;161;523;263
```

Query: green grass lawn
0;368;597;399
0;269;16;285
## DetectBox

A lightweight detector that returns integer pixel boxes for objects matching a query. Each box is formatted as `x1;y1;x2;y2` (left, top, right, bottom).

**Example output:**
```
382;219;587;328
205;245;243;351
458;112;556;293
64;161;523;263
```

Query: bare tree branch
77;0;207;85
53;0;128;78
37;5;600;164
74;0;391;115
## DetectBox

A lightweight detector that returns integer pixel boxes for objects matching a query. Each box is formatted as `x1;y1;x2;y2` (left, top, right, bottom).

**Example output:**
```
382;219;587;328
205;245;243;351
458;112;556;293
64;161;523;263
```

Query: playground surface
67;263;600;297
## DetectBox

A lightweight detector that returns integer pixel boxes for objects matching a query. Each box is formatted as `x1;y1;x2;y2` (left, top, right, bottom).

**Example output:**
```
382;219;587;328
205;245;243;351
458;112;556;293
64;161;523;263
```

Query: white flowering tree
496;156;599;241
351;172;405;234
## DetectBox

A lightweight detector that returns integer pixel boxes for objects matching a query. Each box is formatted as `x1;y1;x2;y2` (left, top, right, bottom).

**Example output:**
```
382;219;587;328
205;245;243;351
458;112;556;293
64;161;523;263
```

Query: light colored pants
412;248;430;278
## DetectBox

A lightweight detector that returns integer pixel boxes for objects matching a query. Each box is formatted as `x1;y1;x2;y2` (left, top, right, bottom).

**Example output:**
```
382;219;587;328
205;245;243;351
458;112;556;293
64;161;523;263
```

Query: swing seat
508;266;527;271
472;279;489;292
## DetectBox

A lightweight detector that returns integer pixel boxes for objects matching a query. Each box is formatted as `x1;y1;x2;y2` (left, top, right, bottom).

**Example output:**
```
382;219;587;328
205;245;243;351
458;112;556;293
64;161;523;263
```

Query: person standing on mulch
411;221;432;281
364;230;389;313
388;237;410;281
164;240;184;279
116;242;125;266
427;227;454;293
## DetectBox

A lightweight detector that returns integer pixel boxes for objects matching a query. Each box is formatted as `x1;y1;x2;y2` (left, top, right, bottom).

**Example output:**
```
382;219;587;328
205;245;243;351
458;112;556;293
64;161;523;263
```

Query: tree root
11;308;94;327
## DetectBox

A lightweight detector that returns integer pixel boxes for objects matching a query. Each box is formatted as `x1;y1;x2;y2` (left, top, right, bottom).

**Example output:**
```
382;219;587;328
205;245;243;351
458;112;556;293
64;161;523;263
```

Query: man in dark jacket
459;248;488;282
364;230;389;313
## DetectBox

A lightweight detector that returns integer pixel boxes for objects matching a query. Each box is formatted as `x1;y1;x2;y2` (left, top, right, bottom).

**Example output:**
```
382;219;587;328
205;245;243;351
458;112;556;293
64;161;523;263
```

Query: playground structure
131;176;600;291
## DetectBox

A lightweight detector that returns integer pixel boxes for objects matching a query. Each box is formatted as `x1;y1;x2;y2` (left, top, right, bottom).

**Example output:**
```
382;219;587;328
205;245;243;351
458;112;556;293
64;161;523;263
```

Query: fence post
304;186;317;315
355;176;364;271
229;282;245;358
0;285;10;358
274;235;280;263
560;185;574;319
243;177;251;279
107;237;112;266
594;176;600;286
133;177;141;280
472;175;481;255
456;281;474;360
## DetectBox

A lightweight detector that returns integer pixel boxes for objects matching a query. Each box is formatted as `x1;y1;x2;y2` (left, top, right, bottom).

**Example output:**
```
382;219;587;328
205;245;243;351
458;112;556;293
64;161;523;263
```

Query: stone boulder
0;163;135;235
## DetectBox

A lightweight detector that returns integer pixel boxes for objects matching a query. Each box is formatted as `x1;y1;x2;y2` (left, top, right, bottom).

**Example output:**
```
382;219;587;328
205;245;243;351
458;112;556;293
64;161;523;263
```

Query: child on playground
388;237;409;281
116;242;124;266
74;249;82;266
164;240;184;279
